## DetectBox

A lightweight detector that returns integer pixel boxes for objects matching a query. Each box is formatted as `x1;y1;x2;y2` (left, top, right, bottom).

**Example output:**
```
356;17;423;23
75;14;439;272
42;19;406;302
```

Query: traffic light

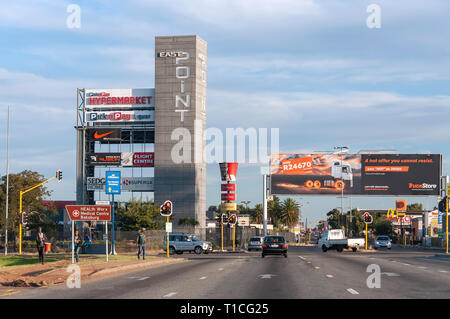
160;200;173;216
229;214;237;225
221;213;229;224
56;170;62;181
22;212;28;226
439;196;448;212
363;212;373;224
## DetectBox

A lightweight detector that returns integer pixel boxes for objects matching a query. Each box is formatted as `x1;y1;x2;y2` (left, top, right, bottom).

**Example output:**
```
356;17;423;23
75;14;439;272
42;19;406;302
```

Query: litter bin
44;242;52;254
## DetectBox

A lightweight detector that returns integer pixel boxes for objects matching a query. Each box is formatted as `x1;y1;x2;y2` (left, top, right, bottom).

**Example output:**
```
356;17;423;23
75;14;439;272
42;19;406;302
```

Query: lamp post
334;146;349;235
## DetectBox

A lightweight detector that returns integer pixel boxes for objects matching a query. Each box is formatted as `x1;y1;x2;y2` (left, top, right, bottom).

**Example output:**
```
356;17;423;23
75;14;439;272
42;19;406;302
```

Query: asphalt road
2;246;449;299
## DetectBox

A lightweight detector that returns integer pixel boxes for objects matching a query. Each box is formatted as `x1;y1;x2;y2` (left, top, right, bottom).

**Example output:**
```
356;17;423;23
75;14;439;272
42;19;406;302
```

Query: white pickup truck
318;229;365;252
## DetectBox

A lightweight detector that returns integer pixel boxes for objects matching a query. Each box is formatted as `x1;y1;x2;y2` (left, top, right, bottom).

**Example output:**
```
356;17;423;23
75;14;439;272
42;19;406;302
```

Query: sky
1;0;449;225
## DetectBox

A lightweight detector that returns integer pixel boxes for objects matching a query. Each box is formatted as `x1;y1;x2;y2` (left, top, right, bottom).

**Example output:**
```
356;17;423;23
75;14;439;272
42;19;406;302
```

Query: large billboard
85;110;154;123
122;152;154;167
270;154;441;196
87;177;154;192
85;88;155;109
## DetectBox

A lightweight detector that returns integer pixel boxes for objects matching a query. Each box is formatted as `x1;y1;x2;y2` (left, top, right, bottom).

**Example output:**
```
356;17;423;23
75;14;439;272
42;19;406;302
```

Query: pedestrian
136;228;146;260
36;227;47;265
74;230;83;263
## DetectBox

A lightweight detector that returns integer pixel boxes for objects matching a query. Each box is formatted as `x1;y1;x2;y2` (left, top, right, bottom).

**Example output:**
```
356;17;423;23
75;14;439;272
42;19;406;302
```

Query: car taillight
262;244;268;248
282;244;287;249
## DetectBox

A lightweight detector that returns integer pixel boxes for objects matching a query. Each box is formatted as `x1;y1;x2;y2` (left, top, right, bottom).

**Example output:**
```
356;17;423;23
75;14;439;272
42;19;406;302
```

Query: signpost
363;212;373;250
65;205;111;263
106;171;121;255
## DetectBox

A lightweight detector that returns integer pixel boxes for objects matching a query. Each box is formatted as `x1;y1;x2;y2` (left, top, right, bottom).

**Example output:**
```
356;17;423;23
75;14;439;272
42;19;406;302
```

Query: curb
434;254;450;259
89;257;187;277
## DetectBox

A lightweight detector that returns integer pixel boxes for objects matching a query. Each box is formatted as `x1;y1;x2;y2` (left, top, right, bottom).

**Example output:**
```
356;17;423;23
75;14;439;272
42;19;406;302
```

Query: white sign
85;110;154;123
87;177;154;192
238;216;250;227
166;222;172;233
95;201;110;205
85;88;155;109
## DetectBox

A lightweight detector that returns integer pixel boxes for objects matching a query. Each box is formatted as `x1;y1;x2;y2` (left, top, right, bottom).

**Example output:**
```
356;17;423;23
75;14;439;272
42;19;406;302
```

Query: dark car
262;236;288;258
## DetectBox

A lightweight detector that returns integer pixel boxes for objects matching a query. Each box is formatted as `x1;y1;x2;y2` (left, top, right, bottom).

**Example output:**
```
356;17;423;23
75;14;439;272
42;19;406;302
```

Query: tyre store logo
408;183;437;189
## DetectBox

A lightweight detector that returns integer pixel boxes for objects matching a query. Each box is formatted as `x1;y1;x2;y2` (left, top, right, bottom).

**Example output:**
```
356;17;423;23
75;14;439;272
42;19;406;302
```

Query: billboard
122;152;154;167
219;163;238;182
87;177;154;192
89;153;121;166
85;110;154;123
88;128;122;142
270;154;441;196
85;88;155;109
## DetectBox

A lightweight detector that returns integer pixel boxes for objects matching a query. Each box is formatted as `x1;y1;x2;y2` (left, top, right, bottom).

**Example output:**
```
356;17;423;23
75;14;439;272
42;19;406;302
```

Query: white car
374;235;392;249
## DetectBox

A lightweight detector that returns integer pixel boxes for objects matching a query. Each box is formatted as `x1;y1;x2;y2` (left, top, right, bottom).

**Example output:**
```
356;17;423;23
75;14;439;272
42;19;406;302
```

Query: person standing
136;228;146;260
35;227;47;265
74;230;83;263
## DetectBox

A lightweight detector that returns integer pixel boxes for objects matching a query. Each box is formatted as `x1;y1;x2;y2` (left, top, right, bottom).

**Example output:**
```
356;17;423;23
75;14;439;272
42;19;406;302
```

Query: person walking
74;230;83;263
36;227;47;265
136;228;146;260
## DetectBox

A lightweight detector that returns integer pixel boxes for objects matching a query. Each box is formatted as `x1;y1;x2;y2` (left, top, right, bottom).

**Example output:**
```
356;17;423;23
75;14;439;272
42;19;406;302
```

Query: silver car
163;233;213;255
248;236;264;251
374;235;392;249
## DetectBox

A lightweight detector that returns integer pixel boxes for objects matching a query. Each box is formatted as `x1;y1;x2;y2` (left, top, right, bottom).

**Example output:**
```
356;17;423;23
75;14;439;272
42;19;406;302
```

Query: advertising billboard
88;128;122;142
122;152;154;167
85;88;155;109
89;153;121;166
85;110;154;123
270;154;441;196
219;163;238;182
87;177;154;192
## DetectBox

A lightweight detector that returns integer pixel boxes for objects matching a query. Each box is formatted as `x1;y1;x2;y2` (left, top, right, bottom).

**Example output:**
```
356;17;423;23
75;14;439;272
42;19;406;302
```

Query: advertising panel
122;152;154;167
271;154;441;196
89;153;121;166
85;88;155;109
88;128;122;142
219;163;239;182
87;177;154;192
85;110;154;123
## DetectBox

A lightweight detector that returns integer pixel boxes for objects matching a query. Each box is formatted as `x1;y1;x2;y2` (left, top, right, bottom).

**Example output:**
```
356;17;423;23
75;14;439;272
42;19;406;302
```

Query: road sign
166;222;172;233
65;205;111;221
96;200;110;205
238;216;250;227
106;171;121;194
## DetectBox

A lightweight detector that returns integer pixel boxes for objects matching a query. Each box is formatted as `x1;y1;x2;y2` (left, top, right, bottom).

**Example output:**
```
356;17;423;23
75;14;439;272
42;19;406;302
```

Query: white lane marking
417;266;427;269
381;272;400;277
347;288;359;295
137;277;150;281
326;274;334;278
163;292;177;298
402;263;410;266
307;261;311;264
258;274;277;279
439;270;448;273
298;256;306;260
314;266;320;269
218;268;224;271
199;276;207;280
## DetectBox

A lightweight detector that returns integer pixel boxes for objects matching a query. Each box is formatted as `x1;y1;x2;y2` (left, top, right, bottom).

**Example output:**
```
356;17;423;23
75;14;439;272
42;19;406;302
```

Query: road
2;246;449;299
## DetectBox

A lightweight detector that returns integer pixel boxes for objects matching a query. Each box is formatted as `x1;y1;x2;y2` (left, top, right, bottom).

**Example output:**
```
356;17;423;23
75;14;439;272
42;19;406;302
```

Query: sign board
95;200;110;205
66;205;111;221
237;216;250;227
88;128;122;142
106;171;121;194
85;110;155;123
166;222;172;233
122;152;154;167
85;88;155;109
223;202;237;211
89;153;121;166
271;153;441;196
87;177;154;192
219;163;239;182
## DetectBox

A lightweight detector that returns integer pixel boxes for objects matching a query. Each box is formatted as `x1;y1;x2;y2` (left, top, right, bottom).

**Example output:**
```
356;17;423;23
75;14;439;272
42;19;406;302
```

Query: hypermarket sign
85;88;155;108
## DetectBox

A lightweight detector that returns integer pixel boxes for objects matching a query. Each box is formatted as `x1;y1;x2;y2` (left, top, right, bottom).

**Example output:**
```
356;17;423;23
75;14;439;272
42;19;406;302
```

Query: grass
0;253;138;268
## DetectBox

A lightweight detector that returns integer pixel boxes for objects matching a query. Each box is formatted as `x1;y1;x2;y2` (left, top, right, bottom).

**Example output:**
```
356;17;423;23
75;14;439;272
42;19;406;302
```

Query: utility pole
4;106;10;256
263;175;268;237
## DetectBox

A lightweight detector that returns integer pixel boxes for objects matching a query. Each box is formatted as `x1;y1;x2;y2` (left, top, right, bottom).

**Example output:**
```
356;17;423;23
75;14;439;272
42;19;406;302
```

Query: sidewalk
0;252;186;288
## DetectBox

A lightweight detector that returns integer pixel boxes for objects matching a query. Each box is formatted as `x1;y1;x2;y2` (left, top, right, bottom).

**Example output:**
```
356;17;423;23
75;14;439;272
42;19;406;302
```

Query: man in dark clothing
36;227;47;265
74;230;83;263
136;228;146;260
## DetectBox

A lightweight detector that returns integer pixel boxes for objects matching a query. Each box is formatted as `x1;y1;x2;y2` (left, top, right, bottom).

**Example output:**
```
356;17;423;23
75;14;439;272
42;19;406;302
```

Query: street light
241;201;251;213
334;146;349;235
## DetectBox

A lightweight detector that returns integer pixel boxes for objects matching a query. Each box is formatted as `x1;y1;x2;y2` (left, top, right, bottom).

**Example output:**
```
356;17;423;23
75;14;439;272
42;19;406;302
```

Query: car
373;235;392;249
262;235;288;258
248;236;264;251
163;233;213;255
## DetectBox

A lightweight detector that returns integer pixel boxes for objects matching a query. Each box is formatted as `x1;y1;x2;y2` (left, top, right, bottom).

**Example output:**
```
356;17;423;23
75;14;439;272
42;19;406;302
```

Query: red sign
133;152;154;167
221;193;236;201
221;184;236;192
219;163;239;181
65;205;111;221
281;156;313;174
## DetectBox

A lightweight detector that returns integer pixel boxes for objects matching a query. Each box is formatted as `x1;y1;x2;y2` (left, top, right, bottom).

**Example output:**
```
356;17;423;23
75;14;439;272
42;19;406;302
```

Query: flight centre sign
270;154;442;196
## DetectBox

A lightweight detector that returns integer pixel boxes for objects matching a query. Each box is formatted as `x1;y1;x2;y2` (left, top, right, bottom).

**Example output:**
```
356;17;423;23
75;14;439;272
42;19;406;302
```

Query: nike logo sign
94;131;114;139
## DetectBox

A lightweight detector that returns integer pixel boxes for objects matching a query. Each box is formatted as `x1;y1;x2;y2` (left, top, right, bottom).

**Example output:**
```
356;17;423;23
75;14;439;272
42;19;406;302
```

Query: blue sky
1;0;449;225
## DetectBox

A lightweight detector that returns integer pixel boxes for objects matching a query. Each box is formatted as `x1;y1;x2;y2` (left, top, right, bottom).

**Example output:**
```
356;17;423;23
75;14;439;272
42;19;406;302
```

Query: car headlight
376;242;380;244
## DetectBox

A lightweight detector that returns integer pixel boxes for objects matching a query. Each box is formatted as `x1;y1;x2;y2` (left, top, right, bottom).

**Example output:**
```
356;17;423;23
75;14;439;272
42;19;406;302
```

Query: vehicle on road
374;235;392;249
262;235;288;258
318;229;364;252
304;160;353;191
248;236;264;251
163;233;213;255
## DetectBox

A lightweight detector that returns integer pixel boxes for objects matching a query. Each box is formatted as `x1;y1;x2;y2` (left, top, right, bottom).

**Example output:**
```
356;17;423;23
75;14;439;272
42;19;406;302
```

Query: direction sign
66;205;111;221
106;171;121;194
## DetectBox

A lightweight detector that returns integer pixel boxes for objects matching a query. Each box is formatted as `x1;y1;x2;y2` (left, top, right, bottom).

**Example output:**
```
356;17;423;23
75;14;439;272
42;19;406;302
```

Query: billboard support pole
263;174;268;237
71;220;74;264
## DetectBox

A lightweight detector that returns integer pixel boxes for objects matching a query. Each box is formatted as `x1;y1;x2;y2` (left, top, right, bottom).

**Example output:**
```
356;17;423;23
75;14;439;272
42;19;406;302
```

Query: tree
251;204;263;224
326;208;341;229
374;219;394;236
117;199;165;231
178;218;199;226
407;203;423;212
268;195;282;226
280;198;300;227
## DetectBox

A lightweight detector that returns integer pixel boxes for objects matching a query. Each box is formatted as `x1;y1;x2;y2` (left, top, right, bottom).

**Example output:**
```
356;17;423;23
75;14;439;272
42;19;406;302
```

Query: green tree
268;195;282;226
280;198;300;227
326;208;341;229
407;203;423;211
250;204;263;224
117;199;165;231
374;219;394;236
178;217;199;226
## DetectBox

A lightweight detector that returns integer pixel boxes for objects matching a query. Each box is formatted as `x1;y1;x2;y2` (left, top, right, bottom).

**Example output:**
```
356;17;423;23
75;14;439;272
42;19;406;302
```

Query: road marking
298;256;306;260
402;263;410;266
417;266;427;269
0;290;19;297
314;266;320;269
326;274;334;278
163;292;177;298
307;261;311;264
347;288;359;295
218;268;224;271
199;276;207;280
258;274;277;279
439;270;448;273
137;277;150;280
381;272;400;277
